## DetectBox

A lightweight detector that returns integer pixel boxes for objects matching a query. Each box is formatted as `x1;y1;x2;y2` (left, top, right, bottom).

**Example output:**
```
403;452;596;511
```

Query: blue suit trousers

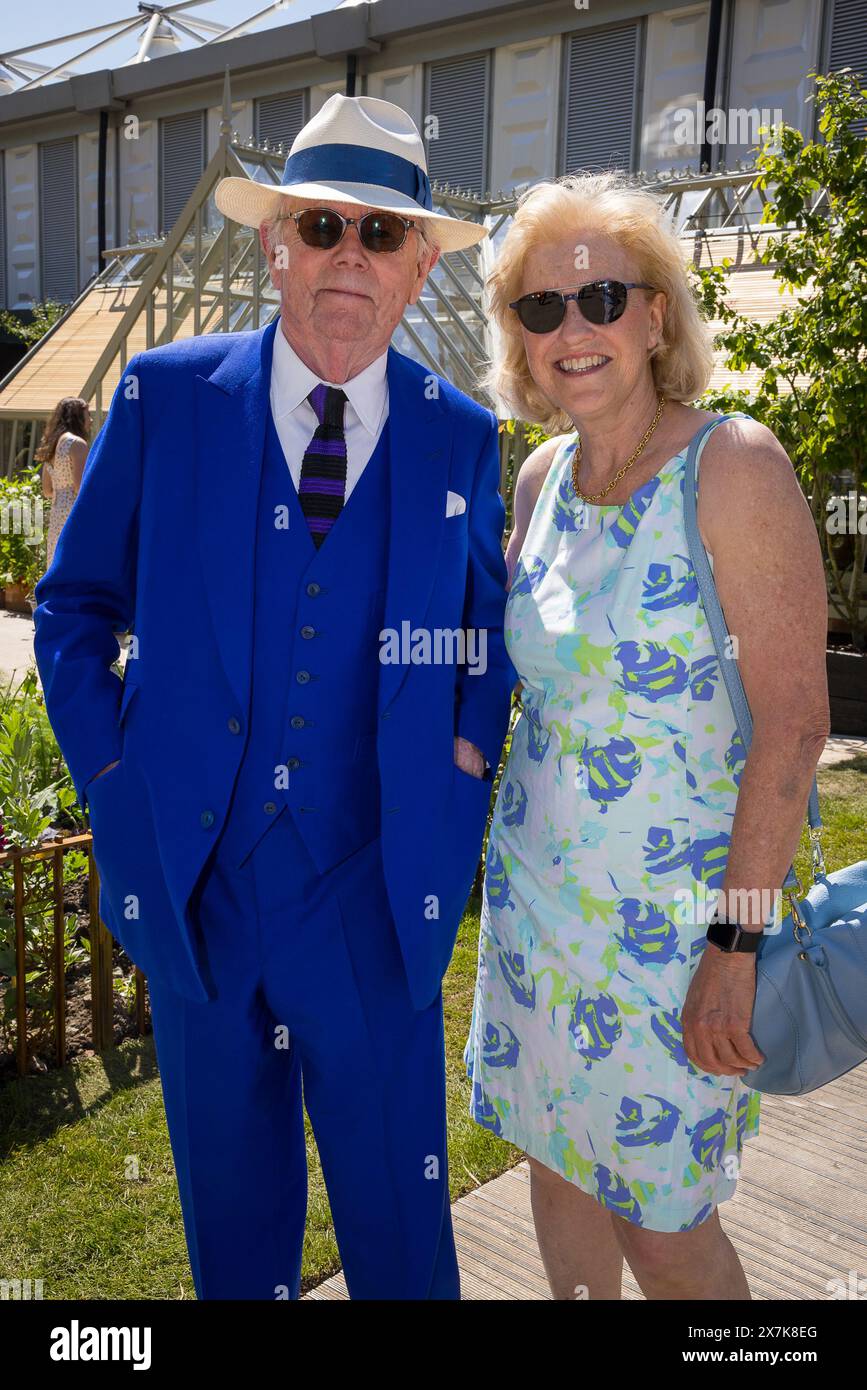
145;806;460;1300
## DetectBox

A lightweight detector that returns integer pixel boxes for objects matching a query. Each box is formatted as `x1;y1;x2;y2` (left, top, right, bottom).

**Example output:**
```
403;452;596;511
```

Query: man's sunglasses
509;280;655;333
276;206;417;254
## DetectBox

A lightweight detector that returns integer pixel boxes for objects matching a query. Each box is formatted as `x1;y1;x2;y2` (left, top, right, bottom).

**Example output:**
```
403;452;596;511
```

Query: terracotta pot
3;581;30;613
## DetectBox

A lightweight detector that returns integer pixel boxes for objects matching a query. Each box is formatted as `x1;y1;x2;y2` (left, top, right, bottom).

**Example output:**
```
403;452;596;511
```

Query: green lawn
0;891;519;1299
1;756;864;1299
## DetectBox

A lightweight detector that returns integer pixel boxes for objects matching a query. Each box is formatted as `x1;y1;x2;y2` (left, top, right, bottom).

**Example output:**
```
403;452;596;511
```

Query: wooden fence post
88;850;114;1052
13;856;27;1076
52;845;67;1067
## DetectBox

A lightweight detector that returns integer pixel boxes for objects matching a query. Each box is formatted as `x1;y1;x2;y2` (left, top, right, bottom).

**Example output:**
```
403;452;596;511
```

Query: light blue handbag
683;413;867;1096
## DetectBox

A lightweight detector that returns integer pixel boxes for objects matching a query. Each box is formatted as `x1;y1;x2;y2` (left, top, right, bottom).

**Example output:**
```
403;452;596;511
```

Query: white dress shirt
269;323;389;500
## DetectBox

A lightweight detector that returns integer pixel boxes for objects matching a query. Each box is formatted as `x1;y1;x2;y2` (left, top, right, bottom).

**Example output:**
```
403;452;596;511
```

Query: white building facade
0;0;864;311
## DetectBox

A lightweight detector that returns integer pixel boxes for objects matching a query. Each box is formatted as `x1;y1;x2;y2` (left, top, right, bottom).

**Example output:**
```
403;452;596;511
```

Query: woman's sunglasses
276;207;417;254
509;279;655;333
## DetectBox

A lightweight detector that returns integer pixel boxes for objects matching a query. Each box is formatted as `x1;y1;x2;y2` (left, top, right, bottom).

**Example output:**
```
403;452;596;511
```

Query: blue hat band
280;143;434;213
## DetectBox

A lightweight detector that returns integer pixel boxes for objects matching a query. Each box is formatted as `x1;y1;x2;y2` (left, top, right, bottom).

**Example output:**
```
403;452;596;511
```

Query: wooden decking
0;283;203;420
307;1062;867;1299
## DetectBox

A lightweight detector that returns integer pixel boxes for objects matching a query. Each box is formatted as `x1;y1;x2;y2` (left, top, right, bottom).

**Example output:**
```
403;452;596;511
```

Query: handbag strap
681;413;821;894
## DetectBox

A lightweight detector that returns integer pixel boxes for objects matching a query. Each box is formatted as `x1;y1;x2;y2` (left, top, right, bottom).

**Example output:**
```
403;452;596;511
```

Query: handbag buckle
810;827;826;881
787;889;812;945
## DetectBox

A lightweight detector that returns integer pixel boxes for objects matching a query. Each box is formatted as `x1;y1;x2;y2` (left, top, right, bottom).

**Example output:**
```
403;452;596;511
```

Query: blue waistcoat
217;405;391;870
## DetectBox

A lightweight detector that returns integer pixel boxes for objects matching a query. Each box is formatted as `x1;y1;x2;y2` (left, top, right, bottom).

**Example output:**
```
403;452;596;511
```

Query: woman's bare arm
68;438;89;492
506;435;564;698
506;436;563;587
699;416;829;907
683;417;830;1075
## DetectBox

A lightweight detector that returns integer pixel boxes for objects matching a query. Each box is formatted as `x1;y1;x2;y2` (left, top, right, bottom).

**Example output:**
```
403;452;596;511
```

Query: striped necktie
298;383;348;548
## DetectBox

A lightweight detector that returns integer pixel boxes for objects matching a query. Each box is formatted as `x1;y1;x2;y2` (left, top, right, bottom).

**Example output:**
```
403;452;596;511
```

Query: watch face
708;920;738;951
707;917;761;952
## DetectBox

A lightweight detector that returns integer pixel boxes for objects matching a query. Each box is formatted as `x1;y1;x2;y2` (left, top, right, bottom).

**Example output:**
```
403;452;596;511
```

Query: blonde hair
484;171;715;432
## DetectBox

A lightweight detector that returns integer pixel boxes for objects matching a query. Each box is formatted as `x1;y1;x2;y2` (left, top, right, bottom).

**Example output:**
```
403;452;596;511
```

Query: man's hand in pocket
453;736;486;779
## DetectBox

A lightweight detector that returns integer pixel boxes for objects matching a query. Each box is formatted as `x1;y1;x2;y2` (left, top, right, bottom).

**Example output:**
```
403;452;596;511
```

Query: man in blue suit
33;94;512;1299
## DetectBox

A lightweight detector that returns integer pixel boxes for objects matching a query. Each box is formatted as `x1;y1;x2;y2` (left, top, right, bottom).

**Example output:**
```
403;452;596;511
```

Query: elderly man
33;95;513;1300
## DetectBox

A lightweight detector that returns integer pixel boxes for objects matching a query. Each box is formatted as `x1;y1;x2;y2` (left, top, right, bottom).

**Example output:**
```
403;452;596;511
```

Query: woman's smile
554;354;611;376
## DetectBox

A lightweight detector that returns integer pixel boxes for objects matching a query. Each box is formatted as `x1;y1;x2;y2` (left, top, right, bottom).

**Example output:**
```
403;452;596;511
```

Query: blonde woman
465;172;829;1300
38;397;91;568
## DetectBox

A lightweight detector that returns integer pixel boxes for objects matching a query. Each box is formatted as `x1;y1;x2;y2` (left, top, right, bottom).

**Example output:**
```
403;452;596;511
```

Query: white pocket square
445;490;466;517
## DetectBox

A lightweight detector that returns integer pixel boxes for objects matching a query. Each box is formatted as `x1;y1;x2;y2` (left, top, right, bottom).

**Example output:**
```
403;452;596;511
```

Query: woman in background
38;397;91;568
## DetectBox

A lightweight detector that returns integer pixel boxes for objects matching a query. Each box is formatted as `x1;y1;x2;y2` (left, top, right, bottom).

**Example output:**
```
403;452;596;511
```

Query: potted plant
0;466;47;614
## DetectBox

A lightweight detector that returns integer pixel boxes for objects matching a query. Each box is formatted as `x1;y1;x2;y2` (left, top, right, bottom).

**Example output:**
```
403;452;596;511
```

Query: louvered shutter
829;0;867;134
255;92;306;153
159;110;205;234
39;138;79;303
425;53;490;196
563;23;639;174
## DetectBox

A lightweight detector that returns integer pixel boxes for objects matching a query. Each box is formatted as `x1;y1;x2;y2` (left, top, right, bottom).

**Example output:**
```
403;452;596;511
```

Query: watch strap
707;914;763;954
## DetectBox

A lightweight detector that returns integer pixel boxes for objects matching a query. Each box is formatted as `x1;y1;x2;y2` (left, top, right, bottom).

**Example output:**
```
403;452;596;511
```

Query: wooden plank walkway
307;1063;867;1299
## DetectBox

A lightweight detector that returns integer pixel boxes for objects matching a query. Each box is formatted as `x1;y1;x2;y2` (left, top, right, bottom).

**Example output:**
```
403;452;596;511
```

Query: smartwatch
706;910;763;954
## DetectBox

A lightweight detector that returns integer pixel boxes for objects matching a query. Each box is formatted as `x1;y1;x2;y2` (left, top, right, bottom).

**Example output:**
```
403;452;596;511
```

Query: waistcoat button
300;625;316;640
290;715;305;729
264;801;278;814
296;670;311;684
227;716;241;734
306;582;321;597
287;757;301;771
200;810;215;828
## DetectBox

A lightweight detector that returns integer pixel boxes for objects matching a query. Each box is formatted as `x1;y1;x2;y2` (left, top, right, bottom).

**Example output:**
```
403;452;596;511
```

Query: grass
1;756;864;1299
0;891;518;1299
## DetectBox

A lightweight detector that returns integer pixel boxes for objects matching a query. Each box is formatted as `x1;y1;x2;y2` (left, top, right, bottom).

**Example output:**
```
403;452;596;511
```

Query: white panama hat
214;93;488;253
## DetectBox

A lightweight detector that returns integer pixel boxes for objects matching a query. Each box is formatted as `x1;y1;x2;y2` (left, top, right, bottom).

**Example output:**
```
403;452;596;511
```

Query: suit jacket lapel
379;349;451;713
195;326;449;718
194;317;278;716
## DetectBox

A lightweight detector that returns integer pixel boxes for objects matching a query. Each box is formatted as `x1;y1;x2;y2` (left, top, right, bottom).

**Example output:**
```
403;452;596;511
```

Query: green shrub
0;465;47;593
0;669;89;1058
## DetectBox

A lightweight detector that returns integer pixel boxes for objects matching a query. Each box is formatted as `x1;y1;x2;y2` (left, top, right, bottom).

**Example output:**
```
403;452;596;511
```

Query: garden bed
0;870;146;1081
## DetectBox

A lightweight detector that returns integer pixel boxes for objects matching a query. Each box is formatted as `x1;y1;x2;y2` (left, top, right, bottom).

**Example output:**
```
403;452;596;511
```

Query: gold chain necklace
571;393;667;504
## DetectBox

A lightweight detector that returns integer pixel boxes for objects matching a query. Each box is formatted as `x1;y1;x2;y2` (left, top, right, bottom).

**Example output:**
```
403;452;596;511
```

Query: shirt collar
270;322;388;438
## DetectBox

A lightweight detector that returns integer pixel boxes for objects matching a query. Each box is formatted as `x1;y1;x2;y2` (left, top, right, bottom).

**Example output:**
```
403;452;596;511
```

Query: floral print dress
45;434;81;568
464;423;761;1233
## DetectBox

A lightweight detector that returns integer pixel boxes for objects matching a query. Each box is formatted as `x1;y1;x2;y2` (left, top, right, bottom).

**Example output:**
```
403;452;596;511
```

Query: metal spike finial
219;66;232;137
